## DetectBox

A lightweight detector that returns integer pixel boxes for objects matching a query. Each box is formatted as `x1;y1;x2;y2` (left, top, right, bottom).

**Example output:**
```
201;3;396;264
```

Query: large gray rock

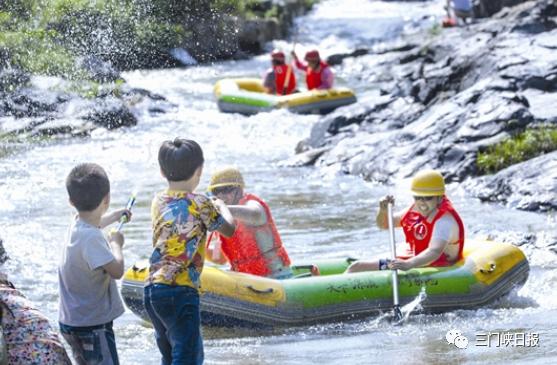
0;75;170;140
83;96;137;129
295;0;557;212
466;150;557;211
0;68;30;93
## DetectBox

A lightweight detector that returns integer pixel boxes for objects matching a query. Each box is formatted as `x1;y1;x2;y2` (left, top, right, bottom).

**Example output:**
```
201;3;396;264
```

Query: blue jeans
59;321;119;365
144;284;204;365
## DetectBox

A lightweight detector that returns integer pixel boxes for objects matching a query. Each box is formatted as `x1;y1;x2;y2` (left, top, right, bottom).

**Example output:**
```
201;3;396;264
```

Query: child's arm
102;231;125;279
212;199;236;237
99;209;132;229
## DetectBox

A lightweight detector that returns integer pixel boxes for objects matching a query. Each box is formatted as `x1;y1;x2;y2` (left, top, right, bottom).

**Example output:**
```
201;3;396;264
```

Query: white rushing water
1;1;556;364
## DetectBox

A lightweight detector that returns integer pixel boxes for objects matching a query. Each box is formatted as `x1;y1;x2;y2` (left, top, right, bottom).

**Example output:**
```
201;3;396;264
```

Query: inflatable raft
214;78;357;115
121;240;529;327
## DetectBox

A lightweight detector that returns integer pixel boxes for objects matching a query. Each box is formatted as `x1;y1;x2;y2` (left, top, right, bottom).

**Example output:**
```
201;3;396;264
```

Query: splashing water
400;286;428;322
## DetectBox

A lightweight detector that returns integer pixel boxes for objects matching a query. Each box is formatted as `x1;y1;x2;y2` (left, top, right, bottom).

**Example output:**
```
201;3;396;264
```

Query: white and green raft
121;240;529;328
214;78;357;115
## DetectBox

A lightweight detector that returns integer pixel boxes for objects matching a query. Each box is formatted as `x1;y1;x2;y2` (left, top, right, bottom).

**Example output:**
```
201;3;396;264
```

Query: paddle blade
392;305;404;325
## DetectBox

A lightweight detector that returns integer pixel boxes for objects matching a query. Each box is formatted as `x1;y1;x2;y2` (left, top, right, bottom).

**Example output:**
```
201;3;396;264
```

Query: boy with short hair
145;138;235;364
59;163;130;365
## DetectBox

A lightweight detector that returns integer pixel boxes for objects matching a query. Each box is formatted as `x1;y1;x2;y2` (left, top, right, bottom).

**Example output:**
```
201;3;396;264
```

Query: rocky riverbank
294;0;557;212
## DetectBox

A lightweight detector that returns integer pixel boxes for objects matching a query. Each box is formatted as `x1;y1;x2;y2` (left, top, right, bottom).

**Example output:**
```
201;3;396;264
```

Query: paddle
387;201;403;323
116;192;137;232
282;63;293;96
282;40;296;95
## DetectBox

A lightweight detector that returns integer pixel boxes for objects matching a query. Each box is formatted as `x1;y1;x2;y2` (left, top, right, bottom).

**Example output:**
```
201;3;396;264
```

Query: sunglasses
212;186;238;195
413;196;436;202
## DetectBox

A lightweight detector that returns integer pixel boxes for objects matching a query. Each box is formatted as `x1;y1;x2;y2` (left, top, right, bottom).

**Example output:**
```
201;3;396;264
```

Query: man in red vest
346;169;465;272
291;49;334;90
262;49;296;95
206;167;293;279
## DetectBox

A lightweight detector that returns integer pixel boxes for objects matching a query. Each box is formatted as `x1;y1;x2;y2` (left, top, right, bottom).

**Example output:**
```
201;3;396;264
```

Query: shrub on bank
477;126;557;174
1;0;299;79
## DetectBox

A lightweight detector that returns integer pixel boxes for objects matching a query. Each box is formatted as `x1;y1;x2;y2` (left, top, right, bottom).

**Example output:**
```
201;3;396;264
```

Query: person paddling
206;167;293;279
291;49;334;90
346;169;465;272
263;49;297;95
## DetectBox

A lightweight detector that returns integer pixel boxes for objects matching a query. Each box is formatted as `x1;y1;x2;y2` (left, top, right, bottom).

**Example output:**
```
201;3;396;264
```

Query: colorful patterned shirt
147;190;224;289
0;277;71;364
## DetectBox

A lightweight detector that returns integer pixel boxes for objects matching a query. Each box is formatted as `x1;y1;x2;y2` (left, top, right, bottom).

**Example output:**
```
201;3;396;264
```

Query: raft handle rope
246;285;274;294
480;263;497;274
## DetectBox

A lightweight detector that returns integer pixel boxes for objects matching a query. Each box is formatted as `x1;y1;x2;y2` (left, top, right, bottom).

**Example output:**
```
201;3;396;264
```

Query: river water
1;1;556;364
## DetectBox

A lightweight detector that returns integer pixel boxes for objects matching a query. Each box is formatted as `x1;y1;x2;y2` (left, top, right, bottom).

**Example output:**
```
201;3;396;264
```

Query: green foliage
211;0;249;14
477;126;557;174
264;5;279;19
67;80;100;99
0;0;297;78
0;28;78;76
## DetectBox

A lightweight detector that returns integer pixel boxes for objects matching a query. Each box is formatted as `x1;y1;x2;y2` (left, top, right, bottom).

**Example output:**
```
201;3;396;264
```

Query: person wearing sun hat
346;169;465;272
206;167;293;279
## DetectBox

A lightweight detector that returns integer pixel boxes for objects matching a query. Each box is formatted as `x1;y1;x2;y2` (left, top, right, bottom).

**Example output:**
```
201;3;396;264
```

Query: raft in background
214;78;357;115
121;240;529;328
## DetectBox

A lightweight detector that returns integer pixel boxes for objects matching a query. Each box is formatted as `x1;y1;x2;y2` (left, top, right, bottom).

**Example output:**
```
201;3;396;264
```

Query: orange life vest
274;64;296;95
306;61;329;90
210;193;291;277
400;197;465;267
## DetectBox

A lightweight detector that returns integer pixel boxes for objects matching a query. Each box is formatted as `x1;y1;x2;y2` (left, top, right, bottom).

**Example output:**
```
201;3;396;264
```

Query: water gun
116;193;137;232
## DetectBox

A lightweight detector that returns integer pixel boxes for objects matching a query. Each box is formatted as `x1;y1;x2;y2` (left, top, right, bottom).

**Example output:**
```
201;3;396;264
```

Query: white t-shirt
431;213;461;260
58;218;124;326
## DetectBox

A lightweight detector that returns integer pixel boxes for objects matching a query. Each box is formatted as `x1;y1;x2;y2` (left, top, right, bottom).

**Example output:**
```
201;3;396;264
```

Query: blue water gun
116;193;137;232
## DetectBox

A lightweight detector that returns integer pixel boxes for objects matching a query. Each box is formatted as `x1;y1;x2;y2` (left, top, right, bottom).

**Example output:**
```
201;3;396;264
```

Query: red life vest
306;61;329;90
210;193;291;277
274;64;296;95
400;197;465;267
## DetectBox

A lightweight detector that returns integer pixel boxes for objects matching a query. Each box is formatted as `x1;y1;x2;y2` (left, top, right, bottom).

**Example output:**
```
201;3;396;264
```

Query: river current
0;1;555;364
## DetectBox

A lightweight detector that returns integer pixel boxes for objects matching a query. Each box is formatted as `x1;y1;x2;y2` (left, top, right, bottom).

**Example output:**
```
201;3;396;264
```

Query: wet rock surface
0;76;173;140
297;0;557;212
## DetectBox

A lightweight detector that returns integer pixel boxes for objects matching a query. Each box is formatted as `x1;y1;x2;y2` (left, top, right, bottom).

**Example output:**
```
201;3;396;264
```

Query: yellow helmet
410;169;445;196
208;167;245;192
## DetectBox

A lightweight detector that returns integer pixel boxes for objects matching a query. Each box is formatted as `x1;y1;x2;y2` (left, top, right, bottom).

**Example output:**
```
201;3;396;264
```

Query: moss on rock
477;126;557;174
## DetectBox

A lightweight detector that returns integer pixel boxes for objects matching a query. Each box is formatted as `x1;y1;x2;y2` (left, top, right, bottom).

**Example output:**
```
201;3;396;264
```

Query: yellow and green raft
214;78;357;115
121;240;529;327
